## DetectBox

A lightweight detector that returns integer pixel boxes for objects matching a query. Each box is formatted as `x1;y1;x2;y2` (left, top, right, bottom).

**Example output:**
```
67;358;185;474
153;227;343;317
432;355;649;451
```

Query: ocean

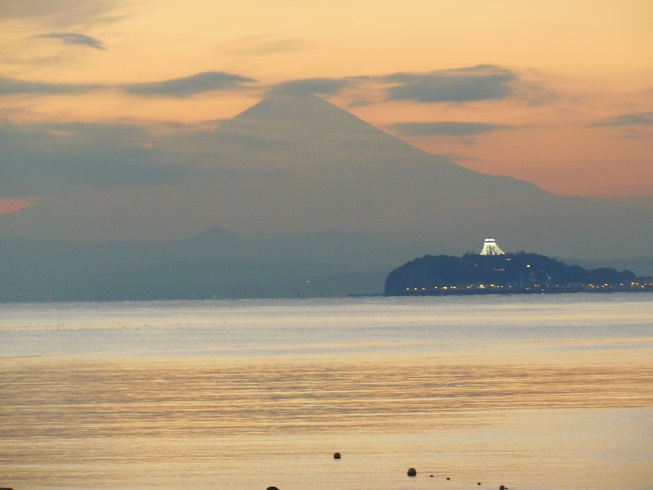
1;294;652;489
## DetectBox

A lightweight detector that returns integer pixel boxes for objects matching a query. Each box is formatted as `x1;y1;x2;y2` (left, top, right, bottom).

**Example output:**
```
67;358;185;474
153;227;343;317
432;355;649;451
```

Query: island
384;240;652;296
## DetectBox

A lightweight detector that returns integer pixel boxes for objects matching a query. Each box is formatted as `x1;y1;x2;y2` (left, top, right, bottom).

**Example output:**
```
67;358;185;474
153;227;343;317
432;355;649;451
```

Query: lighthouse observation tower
480;238;505;256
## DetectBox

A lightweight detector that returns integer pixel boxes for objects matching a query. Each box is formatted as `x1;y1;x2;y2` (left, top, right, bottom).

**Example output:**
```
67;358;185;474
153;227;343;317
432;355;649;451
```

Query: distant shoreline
350;288;653;298
384;286;653;297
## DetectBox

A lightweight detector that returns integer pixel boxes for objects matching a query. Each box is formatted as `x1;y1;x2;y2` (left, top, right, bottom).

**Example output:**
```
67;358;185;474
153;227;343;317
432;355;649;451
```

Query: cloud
0;71;255;97
382;65;518;103
2;0;118;27
589;112;653;127
268;78;351;96
0;118;298;199
33;32;105;50
121;71;256;97
0;121;184;197
264;65;554;107
229;36;315;55
389;121;515;137
0;77;99;95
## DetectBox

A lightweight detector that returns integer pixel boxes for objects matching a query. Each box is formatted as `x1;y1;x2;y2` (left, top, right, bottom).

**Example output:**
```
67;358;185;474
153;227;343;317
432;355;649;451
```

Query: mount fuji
2;94;652;260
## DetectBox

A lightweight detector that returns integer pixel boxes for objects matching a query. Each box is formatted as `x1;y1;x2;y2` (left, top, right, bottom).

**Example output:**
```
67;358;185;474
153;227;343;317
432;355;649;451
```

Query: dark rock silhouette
407;467;417;477
333;452;341;459
385;251;649;296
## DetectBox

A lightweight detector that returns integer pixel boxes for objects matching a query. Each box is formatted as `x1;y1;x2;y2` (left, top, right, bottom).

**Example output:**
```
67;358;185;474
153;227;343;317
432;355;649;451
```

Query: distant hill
564;256;653;278
384;252;652;296
0;228;446;302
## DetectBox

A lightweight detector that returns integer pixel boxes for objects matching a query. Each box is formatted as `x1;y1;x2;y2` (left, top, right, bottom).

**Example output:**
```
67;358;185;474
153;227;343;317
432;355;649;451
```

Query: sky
1;0;653;220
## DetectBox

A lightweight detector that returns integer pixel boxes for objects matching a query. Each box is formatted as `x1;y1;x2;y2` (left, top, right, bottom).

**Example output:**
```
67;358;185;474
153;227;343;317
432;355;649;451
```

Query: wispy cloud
0;77;99;95
382;65;518;103
389;121;516;136
268;78;351;96
122;72;256;97
267;65;554;107
33;32;105;50
2;0;119;27
229;36;315;55
589;112;653;127
0;65;553;110
0;71;255;97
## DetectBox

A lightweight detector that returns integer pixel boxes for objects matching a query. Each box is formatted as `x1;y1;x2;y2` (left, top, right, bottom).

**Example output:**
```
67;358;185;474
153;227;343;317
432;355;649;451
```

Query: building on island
480;237;505;256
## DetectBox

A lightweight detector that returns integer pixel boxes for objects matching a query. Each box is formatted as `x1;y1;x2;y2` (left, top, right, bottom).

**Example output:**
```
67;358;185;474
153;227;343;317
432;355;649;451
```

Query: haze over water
2;294;653;489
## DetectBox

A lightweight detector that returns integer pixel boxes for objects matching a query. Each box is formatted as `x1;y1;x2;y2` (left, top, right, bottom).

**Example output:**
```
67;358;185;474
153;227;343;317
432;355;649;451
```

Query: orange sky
1;0;652;202
0;197;37;215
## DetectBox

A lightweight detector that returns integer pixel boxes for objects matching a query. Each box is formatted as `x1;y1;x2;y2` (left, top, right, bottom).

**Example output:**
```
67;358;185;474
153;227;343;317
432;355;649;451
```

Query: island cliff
384;252;652;296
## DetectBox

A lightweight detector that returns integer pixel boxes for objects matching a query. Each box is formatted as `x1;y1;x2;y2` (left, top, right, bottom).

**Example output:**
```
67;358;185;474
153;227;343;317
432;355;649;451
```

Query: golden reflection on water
2;353;653;489
2;297;653;488
3;358;653;439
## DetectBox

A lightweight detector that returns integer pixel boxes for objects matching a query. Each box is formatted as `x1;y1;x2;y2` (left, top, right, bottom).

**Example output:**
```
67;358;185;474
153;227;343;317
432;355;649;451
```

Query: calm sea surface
1;294;652;489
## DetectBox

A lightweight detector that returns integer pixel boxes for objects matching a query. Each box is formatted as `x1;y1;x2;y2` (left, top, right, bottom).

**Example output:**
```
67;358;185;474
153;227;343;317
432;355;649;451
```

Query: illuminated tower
480;237;505;256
